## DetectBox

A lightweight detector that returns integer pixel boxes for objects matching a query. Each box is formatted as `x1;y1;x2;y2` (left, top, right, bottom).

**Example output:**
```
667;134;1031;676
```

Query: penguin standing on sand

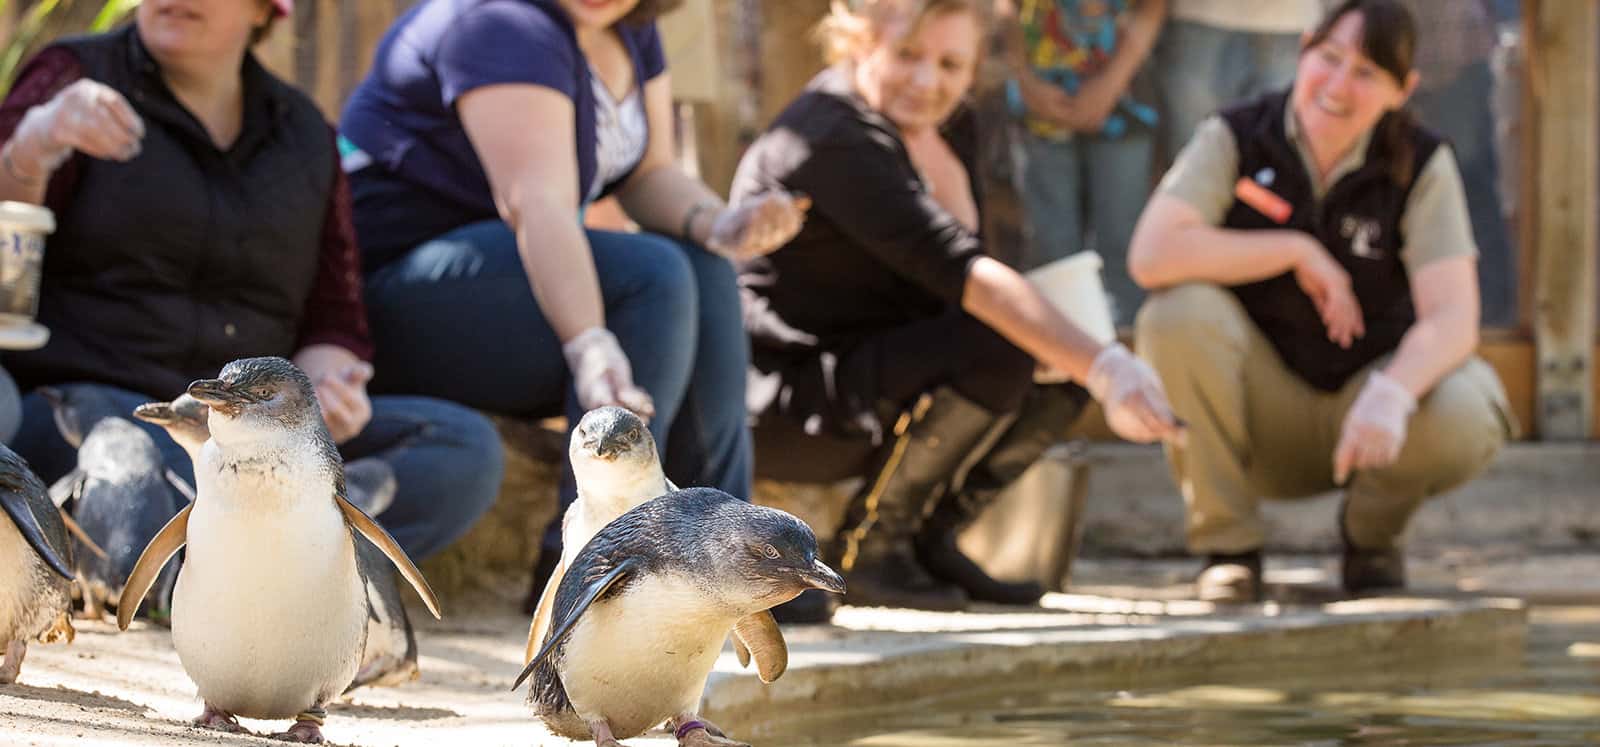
525;407;782;682
51;417;183;622
0;445;75;683
514;487;846;747
118;357;440;743
132;391;416;689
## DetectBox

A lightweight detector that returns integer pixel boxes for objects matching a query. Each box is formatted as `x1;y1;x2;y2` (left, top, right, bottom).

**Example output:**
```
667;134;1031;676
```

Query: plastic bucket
0;201;53;350
1025;251;1116;344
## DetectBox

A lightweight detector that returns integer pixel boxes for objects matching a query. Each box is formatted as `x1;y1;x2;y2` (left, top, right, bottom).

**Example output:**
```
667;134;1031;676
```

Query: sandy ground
4;549;1597;746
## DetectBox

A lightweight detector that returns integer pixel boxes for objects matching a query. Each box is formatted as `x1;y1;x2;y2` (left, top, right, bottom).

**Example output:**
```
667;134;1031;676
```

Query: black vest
1220;91;1440;391
8;26;333;398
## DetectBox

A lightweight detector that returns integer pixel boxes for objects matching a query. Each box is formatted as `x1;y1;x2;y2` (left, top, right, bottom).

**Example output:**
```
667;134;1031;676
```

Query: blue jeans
360;222;753;552
10;384;503;561
1019;130;1154;326
1156;19;1303;161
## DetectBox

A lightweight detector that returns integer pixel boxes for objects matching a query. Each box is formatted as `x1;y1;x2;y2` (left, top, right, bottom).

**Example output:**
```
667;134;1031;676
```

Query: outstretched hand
706;192;810;260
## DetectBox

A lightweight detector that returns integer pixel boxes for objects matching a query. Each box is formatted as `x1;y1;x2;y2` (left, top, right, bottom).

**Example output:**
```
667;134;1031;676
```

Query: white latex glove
6;79;143;181
561;327;655;420
1332;371;1416;485
1085;343;1184;444
705;193;810;260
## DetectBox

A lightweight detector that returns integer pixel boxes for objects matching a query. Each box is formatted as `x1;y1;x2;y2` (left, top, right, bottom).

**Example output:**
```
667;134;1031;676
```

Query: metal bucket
0;201;53;350
956;441;1090;592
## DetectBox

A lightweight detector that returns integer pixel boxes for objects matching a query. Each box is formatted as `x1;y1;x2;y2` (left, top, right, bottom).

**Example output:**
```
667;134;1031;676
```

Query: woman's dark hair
1303;0;1420;184
623;0;686;26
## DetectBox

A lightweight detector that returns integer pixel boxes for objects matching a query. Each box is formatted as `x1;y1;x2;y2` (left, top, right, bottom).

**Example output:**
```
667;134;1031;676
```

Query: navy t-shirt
340;0;666;267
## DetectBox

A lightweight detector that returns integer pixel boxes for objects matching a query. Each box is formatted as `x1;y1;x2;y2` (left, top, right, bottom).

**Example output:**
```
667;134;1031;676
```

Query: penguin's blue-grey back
529;487;816;716
68;418;179;605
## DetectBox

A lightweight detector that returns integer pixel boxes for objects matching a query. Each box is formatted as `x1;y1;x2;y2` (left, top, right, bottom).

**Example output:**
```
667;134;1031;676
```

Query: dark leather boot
834;387;1002;612
915;384;1090;605
1340;500;1406;594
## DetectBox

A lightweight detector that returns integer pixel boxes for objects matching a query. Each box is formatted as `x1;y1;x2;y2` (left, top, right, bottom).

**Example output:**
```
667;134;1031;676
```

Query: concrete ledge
700;596;1528;736
1078;442;1600;556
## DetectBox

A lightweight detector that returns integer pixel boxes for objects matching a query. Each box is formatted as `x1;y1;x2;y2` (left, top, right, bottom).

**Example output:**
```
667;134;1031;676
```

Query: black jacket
7;26;333;398
1221;91;1441;391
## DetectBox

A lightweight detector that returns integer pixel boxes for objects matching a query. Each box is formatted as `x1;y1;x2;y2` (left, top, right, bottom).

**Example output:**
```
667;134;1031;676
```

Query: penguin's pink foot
0;639;26;684
271;719;325;743
192;704;245;733
587;718;623;746
674;715;749;747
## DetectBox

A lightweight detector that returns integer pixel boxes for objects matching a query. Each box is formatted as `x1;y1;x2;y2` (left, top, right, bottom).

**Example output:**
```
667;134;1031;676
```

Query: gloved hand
1333;371;1415;484
1084;343;1183;444
561;327;656;419
4;79;143;182
705;192;810;260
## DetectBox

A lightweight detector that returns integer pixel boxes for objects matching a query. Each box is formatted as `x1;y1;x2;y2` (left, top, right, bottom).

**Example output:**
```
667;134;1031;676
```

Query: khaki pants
1135;284;1516;554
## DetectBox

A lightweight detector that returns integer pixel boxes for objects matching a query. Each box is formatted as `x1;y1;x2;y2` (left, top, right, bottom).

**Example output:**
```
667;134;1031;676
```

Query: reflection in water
766;607;1600;746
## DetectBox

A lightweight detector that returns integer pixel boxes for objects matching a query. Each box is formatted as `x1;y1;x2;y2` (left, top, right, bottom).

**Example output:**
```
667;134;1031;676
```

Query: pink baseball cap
271;0;293;16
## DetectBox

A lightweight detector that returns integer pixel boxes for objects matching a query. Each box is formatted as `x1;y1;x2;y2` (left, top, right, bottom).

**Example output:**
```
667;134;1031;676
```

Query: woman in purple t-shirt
340;0;806;605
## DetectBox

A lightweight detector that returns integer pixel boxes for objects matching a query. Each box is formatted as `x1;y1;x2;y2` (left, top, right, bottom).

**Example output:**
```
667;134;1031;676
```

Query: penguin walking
50;417;183;622
0;445;76;683
133;391;416;690
526;407;779;682
514;487;845;746
118;357;440;743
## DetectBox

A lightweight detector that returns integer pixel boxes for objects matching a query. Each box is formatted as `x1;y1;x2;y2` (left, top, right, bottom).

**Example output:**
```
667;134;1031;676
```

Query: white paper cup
1025;250;1116;344
0;201;53;350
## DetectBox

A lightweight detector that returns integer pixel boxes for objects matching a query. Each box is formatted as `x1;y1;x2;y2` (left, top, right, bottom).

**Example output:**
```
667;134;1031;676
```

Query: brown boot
835;388;1001;612
1195;550;1262;603
1340;504;1406;594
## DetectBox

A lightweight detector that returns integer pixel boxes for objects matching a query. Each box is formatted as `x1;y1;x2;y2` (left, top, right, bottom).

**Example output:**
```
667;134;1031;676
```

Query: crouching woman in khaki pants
1126;0;1515;603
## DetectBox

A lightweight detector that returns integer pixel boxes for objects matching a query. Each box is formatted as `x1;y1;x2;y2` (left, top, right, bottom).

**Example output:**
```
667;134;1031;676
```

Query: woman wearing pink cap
0;0;503;665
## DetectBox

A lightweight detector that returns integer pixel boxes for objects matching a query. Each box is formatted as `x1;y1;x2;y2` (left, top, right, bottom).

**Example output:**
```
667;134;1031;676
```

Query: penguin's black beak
798;558;846;595
187;379;255;413
132;402;175;425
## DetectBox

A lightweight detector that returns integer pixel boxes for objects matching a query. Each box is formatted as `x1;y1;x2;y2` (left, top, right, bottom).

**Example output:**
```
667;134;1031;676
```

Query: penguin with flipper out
0;445;75;683
118;357;441;742
514;487;846;746
132;390;416;690
526;406;777;681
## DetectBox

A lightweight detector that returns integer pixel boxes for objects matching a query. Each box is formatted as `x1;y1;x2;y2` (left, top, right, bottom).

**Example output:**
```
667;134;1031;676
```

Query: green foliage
0;0;141;92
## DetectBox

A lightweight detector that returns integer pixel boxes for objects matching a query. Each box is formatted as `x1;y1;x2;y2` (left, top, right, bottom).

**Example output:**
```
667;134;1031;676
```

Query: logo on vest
1340;215;1383;260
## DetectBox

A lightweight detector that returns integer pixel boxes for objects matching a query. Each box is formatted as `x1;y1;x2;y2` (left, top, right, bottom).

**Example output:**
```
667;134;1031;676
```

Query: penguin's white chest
173;442;365;719
556;574;735;738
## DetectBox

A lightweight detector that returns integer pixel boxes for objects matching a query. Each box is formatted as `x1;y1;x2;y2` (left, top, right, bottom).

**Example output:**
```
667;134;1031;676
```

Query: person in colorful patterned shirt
999;0;1166;324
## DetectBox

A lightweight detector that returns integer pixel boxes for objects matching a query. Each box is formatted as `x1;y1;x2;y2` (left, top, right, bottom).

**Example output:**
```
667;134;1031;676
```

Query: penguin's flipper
733;611;788;683
511;557;637;691
524;558;565;666
732;634;751;669
663;476;679;493
117;503;190;630
164;469;196;503
335;494;442;620
0;479;73;580
47;469;84;509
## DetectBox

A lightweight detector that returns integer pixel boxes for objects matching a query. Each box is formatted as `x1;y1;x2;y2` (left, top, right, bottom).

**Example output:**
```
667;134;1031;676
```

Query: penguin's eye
762;544;780;560
627;428;642;443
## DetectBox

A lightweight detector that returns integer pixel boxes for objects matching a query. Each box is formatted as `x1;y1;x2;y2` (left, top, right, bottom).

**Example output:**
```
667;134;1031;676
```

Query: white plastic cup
1025;250;1116;344
0;201;53;350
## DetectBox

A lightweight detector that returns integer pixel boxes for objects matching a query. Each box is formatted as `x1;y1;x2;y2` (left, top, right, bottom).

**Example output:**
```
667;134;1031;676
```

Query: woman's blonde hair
815;0;987;65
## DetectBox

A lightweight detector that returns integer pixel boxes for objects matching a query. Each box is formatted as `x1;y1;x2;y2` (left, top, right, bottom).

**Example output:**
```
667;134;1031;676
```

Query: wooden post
1528;0;1597;440
758;0;830;127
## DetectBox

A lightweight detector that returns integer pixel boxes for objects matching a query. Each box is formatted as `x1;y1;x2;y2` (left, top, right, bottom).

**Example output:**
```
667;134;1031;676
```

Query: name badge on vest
1340;215;1384;259
1234;170;1292;224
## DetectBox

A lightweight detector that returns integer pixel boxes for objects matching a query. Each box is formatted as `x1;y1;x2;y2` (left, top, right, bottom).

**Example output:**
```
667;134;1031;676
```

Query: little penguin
0;444;75;683
117;357;441;743
514;487;846;747
525;408;776;681
51;417;182;622
134;392;414;687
